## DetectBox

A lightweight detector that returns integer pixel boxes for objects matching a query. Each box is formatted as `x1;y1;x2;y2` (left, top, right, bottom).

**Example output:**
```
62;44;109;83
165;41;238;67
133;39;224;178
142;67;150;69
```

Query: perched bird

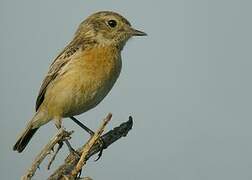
13;11;146;152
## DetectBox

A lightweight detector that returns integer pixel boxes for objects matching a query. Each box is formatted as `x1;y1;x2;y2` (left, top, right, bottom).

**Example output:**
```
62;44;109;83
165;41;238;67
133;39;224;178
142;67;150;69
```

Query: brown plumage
13;11;146;153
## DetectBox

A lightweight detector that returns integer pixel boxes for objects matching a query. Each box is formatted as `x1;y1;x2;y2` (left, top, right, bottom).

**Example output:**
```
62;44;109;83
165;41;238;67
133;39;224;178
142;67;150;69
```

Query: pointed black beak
130;28;147;36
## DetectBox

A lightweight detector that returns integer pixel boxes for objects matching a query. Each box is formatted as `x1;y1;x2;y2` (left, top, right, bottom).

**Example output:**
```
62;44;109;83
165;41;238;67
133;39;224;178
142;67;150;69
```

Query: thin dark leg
65;139;80;158
54;122;78;155
70;116;94;136
69;116;107;161
64;140;74;152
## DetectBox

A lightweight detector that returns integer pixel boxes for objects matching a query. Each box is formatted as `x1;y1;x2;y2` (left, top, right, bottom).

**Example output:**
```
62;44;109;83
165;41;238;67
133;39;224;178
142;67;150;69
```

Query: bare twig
47;142;64;170
21;114;133;180
48;116;133;180
71;113;112;177
21;129;73;180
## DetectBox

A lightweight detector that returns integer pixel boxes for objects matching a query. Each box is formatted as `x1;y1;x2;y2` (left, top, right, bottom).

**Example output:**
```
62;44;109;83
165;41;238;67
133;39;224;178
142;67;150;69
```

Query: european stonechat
13;11;146;152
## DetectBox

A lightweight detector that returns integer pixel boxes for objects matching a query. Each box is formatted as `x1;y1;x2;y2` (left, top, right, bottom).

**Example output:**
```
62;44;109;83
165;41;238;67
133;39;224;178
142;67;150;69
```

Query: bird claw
77;169;83;178
69;146;80;158
64;140;80;158
73;150;81;159
95;149;103;161
94;137;106;161
51;146;54;152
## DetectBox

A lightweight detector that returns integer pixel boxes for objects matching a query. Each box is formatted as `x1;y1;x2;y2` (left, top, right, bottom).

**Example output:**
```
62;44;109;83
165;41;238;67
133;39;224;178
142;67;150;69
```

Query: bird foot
95;137;107;161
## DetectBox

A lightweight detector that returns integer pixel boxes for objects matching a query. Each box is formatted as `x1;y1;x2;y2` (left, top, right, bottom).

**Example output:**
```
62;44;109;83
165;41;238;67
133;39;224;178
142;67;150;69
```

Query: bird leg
94;137;107;161
70;116;94;136
54;118;78;156
69;116;107;161
64;140;76;153
54;118;63;129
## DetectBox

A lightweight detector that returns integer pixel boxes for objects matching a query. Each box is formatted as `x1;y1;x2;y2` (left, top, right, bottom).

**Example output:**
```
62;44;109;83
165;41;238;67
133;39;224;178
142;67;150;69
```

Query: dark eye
107;20;117;28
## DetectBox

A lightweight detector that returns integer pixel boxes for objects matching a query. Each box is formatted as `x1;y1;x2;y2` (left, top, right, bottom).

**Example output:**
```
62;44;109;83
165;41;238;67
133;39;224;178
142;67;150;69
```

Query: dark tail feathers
13;127;38;153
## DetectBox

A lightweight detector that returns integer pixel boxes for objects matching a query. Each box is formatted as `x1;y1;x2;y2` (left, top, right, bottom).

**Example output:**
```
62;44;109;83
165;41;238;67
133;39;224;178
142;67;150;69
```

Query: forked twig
48;116;133;180
21;114;133;180
71;113;112;178
47;141;64;170
21;129;73;180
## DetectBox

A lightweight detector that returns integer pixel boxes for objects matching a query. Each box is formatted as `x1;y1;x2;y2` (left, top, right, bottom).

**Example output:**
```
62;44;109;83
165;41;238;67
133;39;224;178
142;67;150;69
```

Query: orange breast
45;45;122;117
79;46;121;79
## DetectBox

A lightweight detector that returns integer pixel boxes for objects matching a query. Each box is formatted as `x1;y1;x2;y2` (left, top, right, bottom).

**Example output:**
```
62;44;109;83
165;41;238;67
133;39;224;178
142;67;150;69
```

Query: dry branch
21;114;133;180
21;129;73;180
48;116;133;180
71;113;112;177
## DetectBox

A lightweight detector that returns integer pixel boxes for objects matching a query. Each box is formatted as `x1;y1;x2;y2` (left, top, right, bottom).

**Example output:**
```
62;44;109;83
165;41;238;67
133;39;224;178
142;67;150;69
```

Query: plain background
1;0;252;179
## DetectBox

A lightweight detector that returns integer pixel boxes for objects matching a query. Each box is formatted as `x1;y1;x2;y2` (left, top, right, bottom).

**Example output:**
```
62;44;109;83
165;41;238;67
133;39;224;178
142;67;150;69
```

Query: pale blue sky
1;0;252;179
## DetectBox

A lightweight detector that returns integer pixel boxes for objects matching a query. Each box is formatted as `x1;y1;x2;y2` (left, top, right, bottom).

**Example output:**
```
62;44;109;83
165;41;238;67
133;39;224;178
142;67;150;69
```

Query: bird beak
130;28;147;36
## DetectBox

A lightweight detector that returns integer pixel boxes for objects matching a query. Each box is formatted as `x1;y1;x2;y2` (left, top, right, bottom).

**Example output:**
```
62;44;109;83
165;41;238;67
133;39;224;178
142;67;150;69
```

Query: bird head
75;11;147;50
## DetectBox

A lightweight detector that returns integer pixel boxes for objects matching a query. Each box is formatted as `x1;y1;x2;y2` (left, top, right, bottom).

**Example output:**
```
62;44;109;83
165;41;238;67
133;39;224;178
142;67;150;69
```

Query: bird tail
13;111;49;153
13;123;38;153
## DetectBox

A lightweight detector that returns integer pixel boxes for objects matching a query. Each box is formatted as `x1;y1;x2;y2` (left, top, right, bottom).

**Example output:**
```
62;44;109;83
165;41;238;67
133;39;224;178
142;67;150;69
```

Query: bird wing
35;43;81;111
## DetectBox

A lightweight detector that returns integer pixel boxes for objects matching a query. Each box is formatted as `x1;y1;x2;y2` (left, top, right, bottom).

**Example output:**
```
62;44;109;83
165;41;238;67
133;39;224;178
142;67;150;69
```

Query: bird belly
65;76;116;117
44;70;119;118
43;47;121;118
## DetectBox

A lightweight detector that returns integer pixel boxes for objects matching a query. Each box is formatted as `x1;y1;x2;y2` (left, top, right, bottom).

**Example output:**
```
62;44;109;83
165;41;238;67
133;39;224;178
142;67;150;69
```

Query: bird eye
107;20;117;28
